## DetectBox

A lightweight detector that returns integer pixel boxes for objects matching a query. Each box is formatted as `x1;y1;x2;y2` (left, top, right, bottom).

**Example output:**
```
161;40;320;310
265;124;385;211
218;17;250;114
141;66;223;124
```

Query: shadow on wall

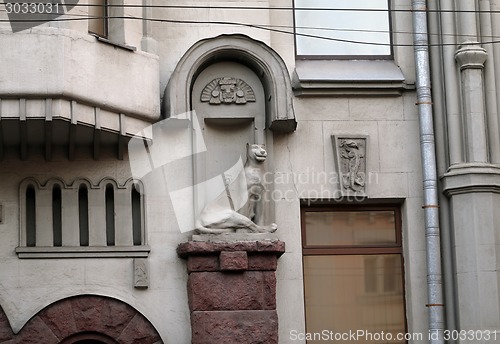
0;295;162;344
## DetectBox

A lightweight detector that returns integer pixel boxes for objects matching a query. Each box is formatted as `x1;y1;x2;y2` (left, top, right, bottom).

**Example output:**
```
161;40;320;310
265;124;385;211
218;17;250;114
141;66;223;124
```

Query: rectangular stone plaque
134;258;149;289
332;135;368;197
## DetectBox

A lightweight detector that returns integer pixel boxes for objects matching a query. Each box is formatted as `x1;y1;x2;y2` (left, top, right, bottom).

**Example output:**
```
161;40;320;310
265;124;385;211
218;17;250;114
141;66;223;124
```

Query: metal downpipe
411;1;445;343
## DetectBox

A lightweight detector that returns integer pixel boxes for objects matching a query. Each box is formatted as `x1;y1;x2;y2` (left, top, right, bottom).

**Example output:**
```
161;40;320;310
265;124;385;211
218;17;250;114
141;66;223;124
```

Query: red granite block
188;271;276;311
0;308;13;342
71;296;135;339
191;310;278;344
117;314;162;344
219;251;248;271
187;255;219;272
14;316;58;344
248;254;277;271
38;298;77;340
177;240;285;257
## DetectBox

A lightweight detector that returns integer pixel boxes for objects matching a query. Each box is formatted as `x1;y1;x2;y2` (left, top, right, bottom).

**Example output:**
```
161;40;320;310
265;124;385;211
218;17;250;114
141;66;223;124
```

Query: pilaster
455;42;488;163
442;164;500;338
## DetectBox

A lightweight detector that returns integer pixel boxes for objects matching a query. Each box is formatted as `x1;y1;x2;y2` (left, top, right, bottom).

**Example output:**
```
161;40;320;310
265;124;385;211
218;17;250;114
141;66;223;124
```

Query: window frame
301;203;407;341
293;0;395;60
301;204;403;255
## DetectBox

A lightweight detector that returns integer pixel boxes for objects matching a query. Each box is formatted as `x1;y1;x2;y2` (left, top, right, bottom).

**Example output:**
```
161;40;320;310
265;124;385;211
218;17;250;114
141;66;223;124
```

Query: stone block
219;251;248;271
191;310;278;344
248;254;277;271
13;316;58;344
0;308;14;342
177;240;285;257
38;299;77;340
71;296;135;338
188;271;276;311
116;314;162;344
187;255;219;272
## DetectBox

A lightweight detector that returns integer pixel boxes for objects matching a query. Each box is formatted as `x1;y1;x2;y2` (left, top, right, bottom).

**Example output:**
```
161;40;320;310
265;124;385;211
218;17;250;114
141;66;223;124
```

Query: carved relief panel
201;77;256;105
332;135;368;196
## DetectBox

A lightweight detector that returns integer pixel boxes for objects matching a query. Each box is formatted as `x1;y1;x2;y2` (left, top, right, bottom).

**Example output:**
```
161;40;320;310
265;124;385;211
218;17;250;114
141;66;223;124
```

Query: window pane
304;210;396;246
303;255;405;343
295;0;391;56
88;0;107;37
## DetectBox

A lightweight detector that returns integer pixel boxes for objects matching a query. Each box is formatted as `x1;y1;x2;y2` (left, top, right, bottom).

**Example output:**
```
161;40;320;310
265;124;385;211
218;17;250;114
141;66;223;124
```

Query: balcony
0;28;160;160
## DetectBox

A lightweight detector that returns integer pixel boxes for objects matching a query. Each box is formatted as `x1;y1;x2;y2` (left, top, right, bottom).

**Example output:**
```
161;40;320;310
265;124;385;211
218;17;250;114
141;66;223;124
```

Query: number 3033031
5;2;60;14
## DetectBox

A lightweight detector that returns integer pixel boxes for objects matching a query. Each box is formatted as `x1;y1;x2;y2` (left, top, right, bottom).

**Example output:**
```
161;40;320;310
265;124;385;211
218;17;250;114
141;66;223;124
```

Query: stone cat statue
195;143;277;234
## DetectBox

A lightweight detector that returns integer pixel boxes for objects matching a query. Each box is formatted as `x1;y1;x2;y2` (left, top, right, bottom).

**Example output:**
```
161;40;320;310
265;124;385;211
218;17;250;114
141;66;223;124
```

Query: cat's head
247;143;267;162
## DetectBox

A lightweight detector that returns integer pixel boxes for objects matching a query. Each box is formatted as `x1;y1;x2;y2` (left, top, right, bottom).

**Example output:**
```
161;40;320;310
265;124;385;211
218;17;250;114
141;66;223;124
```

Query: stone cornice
177;238;285;258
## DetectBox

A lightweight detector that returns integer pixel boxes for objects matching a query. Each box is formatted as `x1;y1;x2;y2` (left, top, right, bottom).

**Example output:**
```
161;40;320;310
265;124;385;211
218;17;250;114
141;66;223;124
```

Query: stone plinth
177;238;285;344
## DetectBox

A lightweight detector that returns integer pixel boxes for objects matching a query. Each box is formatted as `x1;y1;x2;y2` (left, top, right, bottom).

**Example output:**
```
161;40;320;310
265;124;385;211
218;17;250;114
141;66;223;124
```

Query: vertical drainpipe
411;0;445;343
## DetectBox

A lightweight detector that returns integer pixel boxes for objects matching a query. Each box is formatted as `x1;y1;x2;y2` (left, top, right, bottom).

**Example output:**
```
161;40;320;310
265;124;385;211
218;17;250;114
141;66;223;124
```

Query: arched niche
163;34;295;229
191;61;266;180
163;34;297;133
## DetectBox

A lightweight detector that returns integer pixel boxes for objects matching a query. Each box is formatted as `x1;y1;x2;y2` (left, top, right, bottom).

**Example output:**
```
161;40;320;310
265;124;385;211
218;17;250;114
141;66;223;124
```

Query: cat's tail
194;219;235;234
195;225;235;234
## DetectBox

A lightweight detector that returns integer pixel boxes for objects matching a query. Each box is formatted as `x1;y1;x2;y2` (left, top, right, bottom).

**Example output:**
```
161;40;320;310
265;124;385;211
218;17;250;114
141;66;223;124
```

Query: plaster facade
0;0;498;343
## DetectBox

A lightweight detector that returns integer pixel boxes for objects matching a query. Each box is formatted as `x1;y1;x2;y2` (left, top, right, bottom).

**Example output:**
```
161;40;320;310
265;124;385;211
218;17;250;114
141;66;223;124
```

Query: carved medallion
332;136;368;195
201;77;256;105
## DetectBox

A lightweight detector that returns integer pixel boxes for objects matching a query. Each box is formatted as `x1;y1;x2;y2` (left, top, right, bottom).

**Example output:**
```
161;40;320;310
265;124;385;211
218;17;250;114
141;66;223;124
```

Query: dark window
131;184;142;246
26;185;36;247
79;185;90;246
53;185;62;247
105;184;115;246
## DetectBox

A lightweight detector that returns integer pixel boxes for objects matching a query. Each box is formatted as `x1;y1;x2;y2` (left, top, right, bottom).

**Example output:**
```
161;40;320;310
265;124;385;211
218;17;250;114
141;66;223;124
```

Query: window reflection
304;255;405;343
304;211;396;246
294;0;391;57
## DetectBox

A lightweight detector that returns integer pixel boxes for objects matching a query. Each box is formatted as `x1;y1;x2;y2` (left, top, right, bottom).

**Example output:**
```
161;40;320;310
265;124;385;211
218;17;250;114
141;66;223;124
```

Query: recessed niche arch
164;34;297;133
164;35;296;227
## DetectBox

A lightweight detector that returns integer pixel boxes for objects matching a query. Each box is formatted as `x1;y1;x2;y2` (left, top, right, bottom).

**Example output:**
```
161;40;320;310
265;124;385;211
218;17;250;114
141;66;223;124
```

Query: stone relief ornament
201;77;256;105
195;143;277;234
332;136;368;195
134;258;149;289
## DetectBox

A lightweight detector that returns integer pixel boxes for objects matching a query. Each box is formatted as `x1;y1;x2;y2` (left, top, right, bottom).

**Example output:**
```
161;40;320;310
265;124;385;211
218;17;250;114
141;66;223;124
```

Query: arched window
105;184;115;246
131;184;142;245
26;185;36;247
52;184;62;247
79;185;89;246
